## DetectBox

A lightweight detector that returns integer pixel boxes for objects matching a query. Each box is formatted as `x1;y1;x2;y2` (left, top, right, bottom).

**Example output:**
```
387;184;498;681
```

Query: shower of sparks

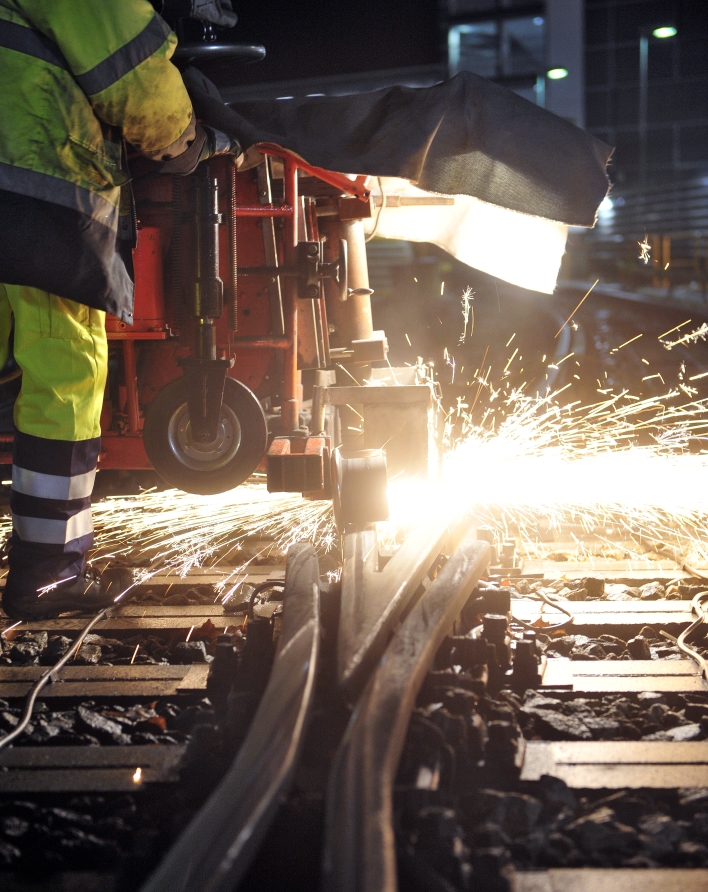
662;323;708;350
459;288;474;344
380;383;708;569
30;485;338;606
0;334;702;587
638;237;652;264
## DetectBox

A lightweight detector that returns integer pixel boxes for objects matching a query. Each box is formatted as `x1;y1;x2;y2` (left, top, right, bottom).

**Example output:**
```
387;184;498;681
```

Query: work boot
2;566;132;620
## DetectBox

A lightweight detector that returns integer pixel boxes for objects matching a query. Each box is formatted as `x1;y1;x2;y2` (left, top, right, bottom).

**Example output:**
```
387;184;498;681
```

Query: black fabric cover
185;69;612;228
0;191;134;322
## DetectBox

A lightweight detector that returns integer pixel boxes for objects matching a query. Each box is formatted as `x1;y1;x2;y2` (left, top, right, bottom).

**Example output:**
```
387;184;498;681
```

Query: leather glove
201;124;242;160
158;123;242;175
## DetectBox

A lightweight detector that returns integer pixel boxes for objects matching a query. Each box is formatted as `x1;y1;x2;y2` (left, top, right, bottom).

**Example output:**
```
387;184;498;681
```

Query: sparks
638;236;651;264
555;279;599;338
459;287;474;344
662;323;708;350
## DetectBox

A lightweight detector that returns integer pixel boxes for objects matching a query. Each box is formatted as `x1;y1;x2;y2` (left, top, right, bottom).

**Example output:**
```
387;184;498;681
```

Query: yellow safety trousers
0;284;107;441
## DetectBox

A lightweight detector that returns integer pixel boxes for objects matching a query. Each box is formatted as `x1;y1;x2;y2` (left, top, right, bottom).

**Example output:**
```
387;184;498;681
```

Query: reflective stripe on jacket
0;0;195;322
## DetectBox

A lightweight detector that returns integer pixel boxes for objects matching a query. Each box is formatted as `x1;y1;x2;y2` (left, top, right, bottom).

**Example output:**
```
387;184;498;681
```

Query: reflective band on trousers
12;466;96;501
12;508;93;545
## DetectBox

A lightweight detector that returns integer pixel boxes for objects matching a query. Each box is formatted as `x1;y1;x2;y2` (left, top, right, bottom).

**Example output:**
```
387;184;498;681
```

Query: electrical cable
682;562;708;581
0;368;22;387
643;538;708;580
365;177;386;243
511;588;575;633
246;580;285;619
0;604;115;752
660;589;708;681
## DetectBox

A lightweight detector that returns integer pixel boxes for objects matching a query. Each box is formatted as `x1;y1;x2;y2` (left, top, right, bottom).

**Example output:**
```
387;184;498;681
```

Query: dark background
195;0;708;187
231;0;444;83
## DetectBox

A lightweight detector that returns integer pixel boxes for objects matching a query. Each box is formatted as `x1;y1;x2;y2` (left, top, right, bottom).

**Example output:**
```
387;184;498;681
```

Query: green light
546;68;569;80
653;26;677;38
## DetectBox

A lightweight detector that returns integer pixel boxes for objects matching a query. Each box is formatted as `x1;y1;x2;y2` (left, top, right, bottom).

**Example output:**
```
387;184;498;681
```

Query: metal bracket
179;357;233;442
266;435;331;497
238;238;348;302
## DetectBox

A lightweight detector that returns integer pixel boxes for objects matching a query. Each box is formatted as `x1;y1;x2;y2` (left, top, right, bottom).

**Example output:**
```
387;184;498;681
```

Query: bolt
482;614;508;640
306;284;320;298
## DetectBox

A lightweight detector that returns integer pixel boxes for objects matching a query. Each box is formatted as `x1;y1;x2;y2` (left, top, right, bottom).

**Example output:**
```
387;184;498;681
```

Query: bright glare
381;387;708;566
547;68;569;80
653;26;677;38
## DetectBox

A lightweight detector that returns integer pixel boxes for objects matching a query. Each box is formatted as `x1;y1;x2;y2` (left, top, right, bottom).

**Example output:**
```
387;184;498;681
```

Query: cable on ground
0;604;116;752
511;588;575;633
660;589;708;681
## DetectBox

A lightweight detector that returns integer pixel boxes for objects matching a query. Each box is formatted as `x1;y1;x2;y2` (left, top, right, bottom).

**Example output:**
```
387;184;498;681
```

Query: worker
0;0;240;620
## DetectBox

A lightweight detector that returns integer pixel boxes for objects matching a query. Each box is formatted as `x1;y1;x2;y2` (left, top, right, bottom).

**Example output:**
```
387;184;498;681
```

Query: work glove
201;124;242;160
158;123;242;175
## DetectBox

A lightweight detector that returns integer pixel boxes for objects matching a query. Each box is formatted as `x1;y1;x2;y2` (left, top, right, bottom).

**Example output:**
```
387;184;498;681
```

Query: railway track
0;518;707;892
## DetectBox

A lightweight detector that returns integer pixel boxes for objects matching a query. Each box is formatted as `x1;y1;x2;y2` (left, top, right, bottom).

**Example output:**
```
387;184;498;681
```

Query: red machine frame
0;147;373;479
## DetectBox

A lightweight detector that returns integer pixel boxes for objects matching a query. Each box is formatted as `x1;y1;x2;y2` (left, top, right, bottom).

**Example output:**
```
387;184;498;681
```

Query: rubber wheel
143;376;268;495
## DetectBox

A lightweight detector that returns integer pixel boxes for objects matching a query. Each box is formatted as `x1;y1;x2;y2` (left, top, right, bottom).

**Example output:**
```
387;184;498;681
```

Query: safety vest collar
0;162;118;229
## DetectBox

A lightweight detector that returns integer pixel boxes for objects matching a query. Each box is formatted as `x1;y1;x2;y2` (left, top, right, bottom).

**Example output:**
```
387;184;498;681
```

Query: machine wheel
144;376;268;495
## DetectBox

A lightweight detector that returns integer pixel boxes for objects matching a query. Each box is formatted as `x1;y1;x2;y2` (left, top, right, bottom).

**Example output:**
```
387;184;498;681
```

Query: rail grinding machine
0;1;611;531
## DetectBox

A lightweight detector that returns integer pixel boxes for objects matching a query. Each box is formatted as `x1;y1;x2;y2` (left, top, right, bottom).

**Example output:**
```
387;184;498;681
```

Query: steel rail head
338;515;457;697
324;526;491;892
140;542;321;892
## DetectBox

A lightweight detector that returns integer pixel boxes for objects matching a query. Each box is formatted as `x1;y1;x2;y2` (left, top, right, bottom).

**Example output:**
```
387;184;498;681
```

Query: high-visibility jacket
0;0;195;323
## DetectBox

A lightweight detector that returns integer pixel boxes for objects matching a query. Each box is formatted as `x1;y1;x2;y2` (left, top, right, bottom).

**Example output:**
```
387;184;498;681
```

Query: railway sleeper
388;579;708;892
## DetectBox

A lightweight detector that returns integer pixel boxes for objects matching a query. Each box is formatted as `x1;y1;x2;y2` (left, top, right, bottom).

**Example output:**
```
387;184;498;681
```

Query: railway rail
0;519;707;892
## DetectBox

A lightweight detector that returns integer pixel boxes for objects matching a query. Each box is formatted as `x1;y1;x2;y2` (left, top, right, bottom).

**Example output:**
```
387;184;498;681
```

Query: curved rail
323;527;491;892
338;516;456;696
142;542;321;892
